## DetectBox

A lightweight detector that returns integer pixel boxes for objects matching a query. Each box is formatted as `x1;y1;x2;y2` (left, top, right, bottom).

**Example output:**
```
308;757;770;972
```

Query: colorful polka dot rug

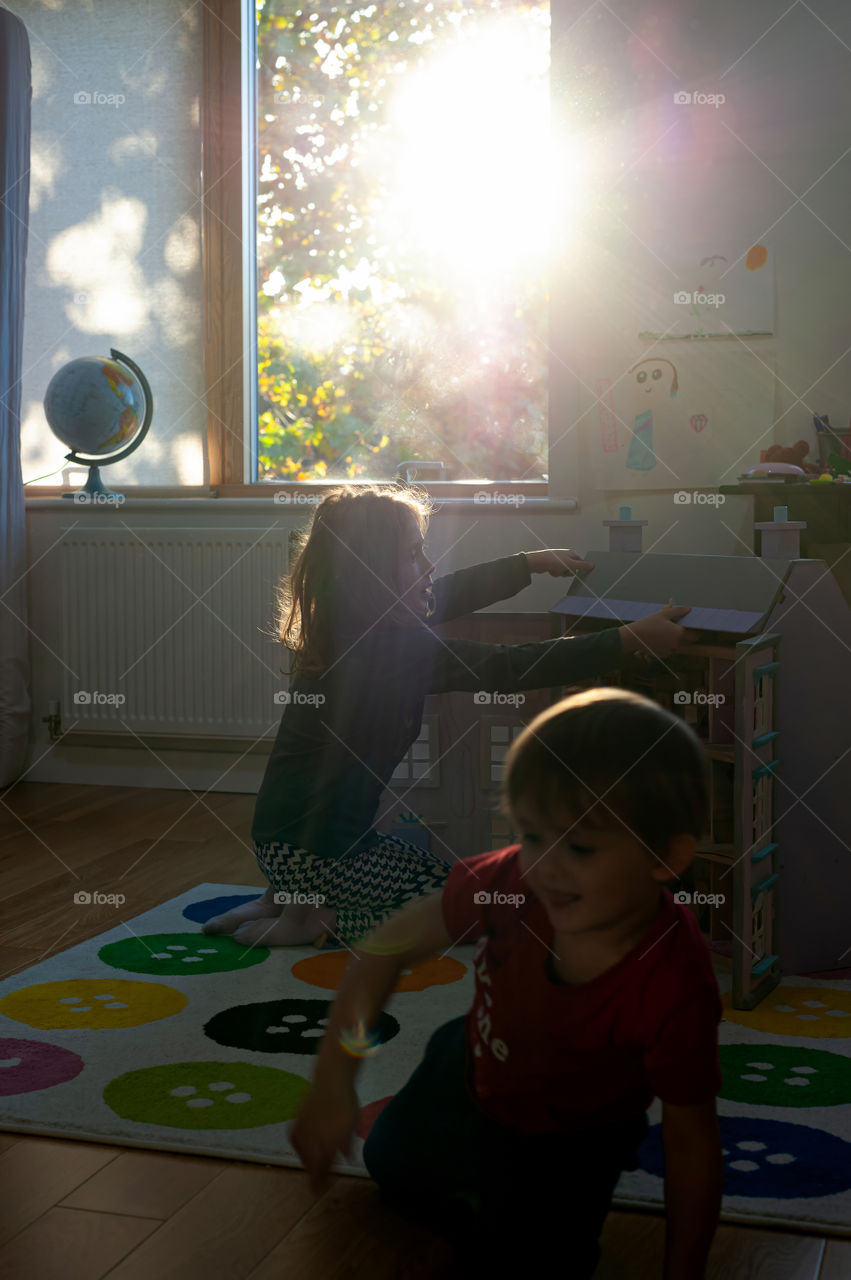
0;884;849;1236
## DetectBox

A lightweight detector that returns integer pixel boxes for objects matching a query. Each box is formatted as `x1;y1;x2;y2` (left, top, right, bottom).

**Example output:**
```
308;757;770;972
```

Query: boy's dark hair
501;687;709;855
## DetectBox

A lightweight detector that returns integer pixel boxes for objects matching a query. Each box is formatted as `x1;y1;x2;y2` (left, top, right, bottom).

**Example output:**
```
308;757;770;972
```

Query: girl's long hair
276;484;434;678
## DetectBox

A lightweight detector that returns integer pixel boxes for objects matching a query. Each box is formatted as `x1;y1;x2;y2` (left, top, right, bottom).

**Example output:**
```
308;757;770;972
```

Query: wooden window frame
203;0;247;491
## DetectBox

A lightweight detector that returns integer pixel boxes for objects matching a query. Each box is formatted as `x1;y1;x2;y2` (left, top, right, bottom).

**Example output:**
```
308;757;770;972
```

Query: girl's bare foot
232;904;338;947
202;888;281;935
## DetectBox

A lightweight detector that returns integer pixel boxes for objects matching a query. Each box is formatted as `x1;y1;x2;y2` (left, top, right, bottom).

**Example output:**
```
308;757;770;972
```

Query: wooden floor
0;782;849;1280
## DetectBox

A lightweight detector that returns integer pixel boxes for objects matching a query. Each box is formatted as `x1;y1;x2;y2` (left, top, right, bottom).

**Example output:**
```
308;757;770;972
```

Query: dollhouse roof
550;551;800;634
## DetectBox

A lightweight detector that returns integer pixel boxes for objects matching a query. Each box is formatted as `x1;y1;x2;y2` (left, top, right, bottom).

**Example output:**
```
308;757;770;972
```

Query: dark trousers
362;1015;649;1276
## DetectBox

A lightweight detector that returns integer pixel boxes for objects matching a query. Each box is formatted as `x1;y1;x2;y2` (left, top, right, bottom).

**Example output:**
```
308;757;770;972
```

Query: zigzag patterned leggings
253;835;452;948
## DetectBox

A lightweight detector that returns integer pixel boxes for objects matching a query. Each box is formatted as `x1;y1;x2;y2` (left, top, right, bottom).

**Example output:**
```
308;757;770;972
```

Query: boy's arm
292;880;482;1194
311;889;467;1094
661;1096;724;1280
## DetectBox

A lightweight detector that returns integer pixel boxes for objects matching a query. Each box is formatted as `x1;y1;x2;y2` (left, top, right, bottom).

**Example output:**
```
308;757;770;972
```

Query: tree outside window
256;0;549;483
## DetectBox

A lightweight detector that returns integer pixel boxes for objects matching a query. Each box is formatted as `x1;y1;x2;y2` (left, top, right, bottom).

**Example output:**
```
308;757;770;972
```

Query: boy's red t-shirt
440;845;723;1136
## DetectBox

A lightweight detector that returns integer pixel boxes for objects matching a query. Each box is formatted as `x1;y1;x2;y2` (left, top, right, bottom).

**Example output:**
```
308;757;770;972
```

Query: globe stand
61;462;121;502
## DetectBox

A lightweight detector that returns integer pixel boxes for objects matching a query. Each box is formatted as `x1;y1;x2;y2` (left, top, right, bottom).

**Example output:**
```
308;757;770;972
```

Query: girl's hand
289;1081;361;1198
619;606;697;660
524;549;595;576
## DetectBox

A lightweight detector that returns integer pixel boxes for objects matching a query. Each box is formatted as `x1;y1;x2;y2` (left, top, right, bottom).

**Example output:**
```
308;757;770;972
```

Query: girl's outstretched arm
427;548;593;625
428;553;532;624
407;606;693;695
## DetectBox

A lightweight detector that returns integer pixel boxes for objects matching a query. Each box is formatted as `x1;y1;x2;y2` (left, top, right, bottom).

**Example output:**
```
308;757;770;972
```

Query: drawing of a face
635;362;666;397
629;358;678;403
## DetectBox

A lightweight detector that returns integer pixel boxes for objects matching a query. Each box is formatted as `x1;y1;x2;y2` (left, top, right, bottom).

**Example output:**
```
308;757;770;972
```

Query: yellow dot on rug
0;979;188;1029
722;986;851;1038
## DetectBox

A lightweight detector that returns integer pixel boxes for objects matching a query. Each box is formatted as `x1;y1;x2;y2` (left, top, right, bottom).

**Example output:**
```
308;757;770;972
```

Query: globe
43;348;153;500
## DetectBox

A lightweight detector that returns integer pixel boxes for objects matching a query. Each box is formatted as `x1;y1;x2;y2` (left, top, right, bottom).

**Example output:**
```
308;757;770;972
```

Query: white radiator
59;528;291;742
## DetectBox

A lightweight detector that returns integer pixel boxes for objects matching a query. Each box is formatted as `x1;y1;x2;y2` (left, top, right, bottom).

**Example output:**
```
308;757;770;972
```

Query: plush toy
763;440;822;474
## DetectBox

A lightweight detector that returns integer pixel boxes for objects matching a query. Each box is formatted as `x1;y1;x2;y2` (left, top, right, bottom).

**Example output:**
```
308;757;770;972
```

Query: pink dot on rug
0;1038;84;1095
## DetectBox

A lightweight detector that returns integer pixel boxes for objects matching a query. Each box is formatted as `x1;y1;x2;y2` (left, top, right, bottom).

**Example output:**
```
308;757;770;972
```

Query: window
253;0;549;486
201;0;567;497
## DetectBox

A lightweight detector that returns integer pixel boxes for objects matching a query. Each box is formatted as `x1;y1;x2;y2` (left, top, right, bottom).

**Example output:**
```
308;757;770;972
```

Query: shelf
704;744;736;763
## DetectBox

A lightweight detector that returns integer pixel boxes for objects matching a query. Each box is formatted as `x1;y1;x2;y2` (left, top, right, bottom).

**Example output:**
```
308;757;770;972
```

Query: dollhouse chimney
602;506;648;553
754;505;807;558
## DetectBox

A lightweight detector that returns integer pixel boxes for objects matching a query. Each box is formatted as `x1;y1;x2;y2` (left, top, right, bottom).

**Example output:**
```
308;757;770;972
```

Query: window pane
255;0;549;484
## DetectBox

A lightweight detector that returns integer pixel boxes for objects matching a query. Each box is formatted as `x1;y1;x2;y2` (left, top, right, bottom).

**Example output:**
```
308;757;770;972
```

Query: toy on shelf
741;461;806;480
813;413;851;469
762;440;821;474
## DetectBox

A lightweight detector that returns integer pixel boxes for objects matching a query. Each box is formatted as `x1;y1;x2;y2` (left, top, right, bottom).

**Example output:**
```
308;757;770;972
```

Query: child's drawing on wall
686;255;728;338
639;242;772;340
625;358;678;472
591;345;776;491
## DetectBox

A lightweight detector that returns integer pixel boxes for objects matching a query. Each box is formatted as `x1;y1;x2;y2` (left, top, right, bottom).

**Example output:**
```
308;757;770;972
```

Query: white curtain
0;8;32;785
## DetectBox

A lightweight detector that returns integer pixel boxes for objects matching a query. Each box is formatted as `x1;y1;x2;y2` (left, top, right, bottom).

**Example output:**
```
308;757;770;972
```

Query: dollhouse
377;508;851;1009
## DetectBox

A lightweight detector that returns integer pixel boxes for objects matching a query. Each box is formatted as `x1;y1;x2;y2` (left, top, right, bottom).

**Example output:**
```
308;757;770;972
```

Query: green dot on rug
720;1044;851;1107
103;1060;310;1129
98;934;269;975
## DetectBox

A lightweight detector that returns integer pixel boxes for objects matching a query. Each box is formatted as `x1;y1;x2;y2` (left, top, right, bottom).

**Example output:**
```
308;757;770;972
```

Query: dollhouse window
482;721;525;786
391;714;439;787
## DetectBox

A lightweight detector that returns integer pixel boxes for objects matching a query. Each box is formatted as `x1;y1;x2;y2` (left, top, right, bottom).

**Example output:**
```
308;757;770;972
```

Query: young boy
290;688;724;1278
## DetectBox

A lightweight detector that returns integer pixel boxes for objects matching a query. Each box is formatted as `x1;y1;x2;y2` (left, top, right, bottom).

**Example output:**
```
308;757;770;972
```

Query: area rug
0;883;849;1236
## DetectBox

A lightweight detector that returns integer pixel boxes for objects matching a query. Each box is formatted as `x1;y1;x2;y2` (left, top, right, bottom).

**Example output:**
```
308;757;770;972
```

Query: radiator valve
42;699;61;741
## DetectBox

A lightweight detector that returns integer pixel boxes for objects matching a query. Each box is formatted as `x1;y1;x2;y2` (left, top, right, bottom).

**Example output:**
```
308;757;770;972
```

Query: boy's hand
289;1080;361;1198
524;548;595;576
620;606;698;660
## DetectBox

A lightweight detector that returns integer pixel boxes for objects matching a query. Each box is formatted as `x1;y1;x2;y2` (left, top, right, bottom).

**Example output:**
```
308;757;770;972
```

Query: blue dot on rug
182;894;264;924
639;1115;851;1199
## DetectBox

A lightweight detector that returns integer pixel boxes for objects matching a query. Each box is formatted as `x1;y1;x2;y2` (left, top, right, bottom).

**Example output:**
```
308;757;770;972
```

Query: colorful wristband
339;1018;382;1059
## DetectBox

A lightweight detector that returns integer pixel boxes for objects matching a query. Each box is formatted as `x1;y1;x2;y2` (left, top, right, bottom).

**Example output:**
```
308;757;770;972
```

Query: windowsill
26;481;580;512
28;494;583;514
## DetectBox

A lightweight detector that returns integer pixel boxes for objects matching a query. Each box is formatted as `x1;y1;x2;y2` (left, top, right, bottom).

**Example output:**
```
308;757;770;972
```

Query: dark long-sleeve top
251;553;625;859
